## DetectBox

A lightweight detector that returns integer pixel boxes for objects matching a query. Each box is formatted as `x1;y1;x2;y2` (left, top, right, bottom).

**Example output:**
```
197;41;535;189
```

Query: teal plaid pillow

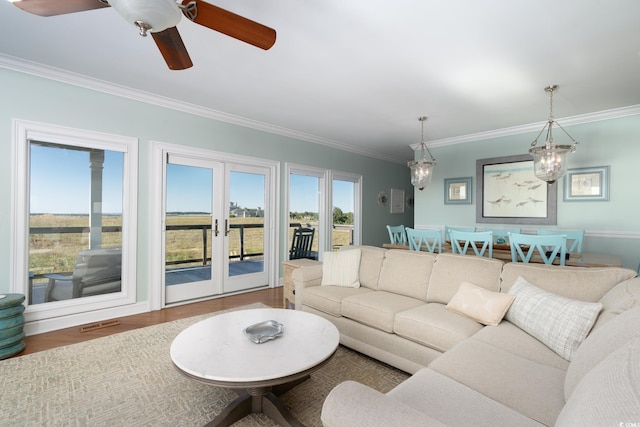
506;276;602;361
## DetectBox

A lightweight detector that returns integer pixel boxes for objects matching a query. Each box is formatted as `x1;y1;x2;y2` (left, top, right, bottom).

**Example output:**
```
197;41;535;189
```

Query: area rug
0;304;409;426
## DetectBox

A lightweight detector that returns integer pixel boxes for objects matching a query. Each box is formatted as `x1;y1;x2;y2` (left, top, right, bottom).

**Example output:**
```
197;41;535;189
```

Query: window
286;164;361;261
11;120;138;329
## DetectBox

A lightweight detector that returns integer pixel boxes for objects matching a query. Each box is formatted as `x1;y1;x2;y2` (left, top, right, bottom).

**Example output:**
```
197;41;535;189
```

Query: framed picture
564;166;609;201
390;188;405;214
444;177;472;205
475;154;557;225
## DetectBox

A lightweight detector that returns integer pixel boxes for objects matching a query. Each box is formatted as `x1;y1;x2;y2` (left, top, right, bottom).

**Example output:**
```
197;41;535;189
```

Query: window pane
289;173;319;260
332;179;355;249
29;142;123;304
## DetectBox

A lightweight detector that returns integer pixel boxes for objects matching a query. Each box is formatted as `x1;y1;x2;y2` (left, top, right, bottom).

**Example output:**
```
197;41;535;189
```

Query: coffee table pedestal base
206;376;308;427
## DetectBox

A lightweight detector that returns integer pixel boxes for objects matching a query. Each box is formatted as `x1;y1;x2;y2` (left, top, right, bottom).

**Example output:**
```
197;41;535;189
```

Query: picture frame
444;177;472;205
390;188;405;214
564;166;609;201
476;154;557;225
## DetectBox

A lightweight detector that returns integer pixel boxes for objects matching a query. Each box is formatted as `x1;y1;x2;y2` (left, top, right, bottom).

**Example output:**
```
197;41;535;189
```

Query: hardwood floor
20;287;284;356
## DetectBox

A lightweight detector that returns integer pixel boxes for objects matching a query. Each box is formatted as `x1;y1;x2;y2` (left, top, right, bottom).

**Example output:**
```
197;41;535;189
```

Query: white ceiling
1;0;639;162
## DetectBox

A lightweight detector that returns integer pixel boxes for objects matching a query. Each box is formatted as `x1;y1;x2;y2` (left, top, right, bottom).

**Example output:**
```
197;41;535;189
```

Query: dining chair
444;226;476;242
537;229;584;254
386;225;407;245
483;228;521;245
405;228;442;253
509;232;567;266
449;230;493;258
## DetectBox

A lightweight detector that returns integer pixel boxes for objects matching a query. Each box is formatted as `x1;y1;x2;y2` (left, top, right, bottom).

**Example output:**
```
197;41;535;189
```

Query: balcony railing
29;222;354;280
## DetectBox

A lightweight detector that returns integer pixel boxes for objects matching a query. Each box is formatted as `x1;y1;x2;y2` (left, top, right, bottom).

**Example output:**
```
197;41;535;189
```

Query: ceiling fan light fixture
529;85;579;184
107;0;182;35
408;116;436;191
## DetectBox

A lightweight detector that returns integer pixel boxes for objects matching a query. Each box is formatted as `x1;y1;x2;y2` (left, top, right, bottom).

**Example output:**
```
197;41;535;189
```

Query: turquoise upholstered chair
509;232;567;266
537;229;584;254
405;228;442;253
449;230;493;258
386;225;407;245
483;227;521;245
444;226;476;242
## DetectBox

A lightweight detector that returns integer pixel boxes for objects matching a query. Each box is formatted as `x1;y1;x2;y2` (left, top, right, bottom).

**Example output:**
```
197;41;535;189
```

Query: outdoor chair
509;232;567;266
43;247;122;302
289;227;316;260
405;227;442;253
449;230;493;258
386;225;407;245
537;229;584;254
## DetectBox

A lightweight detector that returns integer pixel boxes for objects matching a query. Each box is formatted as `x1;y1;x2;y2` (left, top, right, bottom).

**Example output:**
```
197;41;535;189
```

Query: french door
163;154;271;305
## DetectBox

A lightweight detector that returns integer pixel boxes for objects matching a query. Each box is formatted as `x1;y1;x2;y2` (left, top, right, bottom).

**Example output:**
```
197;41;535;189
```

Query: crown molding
426;104;640;148
2;54;639;164
0;54;395;162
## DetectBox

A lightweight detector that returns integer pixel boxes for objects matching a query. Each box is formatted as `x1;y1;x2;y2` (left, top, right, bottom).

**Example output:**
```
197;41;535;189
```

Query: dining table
382;243;622;268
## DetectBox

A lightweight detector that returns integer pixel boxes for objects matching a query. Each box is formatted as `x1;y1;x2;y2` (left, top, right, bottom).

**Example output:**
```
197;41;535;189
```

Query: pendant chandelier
529;85;579;184
408;116;436;191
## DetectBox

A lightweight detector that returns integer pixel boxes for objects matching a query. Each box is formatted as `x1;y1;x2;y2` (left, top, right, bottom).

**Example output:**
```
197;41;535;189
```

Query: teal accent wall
0;68;414;296
414;114;640;269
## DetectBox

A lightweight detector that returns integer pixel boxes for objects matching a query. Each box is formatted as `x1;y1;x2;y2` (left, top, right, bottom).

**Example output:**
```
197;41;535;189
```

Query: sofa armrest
321;381;445;427
292;264;323;308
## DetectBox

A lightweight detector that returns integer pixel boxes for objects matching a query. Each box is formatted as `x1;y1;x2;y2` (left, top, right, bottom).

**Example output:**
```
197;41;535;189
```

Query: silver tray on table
243;320;284;344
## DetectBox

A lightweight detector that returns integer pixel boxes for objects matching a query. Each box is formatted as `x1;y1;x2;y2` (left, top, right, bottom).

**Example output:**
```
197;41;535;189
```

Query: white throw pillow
505;276;603;361
321;249;361;288
446;281;515;326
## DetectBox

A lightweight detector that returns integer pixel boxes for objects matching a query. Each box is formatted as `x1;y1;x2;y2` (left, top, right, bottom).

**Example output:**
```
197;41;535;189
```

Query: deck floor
30;259;265;304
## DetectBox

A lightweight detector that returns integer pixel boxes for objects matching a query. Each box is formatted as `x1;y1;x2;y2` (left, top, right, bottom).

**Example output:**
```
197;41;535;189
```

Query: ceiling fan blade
151;27;193;70
13;0;109;17
182;0;276;50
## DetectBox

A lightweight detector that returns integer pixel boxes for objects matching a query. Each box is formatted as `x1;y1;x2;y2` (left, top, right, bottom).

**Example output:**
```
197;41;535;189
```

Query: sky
30;145;354;214
30;144;123;214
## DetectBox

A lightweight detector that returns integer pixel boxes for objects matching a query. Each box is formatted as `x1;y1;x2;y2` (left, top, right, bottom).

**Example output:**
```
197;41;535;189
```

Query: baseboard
23;301;151;336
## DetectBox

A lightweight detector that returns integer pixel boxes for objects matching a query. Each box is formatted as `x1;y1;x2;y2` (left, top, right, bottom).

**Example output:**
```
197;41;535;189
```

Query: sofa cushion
446;281;515;326
427;254;503;304
564;306;640;399
302;285;373;316
387;368;545;427
394;303;484;352
555;337;640;427
472;321;569;371
347;245;387;290
429;338;566;426
377;250;436;300
500;262;636;301
321;248;361;288
341;291;425;333
592;277;640;330
505;276;602;361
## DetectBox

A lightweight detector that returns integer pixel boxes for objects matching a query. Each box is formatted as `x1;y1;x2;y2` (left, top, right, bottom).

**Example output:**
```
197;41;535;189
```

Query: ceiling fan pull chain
181;1;198;22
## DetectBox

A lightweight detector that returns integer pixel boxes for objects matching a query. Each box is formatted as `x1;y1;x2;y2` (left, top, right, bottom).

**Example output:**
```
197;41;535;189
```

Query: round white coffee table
170;308;339;427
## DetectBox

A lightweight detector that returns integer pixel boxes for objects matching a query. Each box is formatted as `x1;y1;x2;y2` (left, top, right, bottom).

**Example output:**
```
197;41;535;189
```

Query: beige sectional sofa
292;246;640;426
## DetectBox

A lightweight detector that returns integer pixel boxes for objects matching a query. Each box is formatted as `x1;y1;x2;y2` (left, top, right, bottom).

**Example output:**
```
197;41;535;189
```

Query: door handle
225;219;230;237
214;219;219;237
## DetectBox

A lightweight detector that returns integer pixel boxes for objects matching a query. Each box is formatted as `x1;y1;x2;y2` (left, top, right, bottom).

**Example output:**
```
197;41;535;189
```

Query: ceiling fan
11;0;277;70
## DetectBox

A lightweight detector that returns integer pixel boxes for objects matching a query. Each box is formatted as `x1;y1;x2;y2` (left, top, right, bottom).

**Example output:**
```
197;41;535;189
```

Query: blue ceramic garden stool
0;293;26;359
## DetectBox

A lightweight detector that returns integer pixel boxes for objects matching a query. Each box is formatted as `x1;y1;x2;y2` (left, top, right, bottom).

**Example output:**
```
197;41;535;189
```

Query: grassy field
29;214;352;276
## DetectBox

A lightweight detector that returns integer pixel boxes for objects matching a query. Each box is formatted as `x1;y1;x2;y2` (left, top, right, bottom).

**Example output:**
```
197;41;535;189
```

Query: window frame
11;120;139;332
285;164;362;261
